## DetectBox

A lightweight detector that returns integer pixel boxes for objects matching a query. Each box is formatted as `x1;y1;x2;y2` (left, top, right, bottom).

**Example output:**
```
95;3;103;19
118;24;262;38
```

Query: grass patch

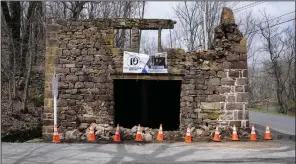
249;108;296;117
24;138;43;143
288;100;296;109
253;101;279;107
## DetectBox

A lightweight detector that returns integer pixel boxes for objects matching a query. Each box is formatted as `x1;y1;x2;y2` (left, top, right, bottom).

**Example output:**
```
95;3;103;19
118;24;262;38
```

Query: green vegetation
249;107;296;117
252;101;280;107
30;94;44;107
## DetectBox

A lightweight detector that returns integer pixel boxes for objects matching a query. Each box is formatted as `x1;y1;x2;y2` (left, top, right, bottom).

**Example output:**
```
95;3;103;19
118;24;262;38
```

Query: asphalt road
2;141;295;164
249;111;296;137
1;111;295;164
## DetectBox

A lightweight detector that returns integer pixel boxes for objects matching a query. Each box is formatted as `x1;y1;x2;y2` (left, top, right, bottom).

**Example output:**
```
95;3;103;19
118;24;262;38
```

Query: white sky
140;1;295;63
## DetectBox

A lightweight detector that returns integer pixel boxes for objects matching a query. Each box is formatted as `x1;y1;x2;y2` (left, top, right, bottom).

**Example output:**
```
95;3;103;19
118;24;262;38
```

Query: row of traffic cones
210;124;272;142
184;124;272;143
88;124;164;143
52;123;273;143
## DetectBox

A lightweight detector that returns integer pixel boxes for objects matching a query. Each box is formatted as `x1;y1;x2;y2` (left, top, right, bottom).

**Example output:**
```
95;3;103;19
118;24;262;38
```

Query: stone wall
43;8;249;141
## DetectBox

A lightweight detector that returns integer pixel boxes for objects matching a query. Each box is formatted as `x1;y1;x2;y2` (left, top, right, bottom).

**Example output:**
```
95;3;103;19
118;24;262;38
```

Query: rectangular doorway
113;79;181;130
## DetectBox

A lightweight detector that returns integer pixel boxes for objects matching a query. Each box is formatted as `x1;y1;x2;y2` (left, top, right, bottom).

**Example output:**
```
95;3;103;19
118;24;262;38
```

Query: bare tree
172;1;238;51
140;36;157;55
257;10;292;114
172;2;201;51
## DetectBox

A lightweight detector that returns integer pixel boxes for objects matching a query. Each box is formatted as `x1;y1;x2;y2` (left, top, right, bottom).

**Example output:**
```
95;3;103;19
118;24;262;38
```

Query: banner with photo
123;51;168;73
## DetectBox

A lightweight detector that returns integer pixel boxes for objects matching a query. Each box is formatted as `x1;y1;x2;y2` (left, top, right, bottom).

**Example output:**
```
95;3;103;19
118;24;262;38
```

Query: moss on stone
240;37;247;47
208;113;221;120
200;102;221;110
48;47;56;55
176;49;185;55
111;48;121;54
30;94;44;107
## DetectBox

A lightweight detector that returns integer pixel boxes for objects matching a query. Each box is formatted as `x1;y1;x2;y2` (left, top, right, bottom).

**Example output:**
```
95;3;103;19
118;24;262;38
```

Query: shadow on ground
252;123;295;142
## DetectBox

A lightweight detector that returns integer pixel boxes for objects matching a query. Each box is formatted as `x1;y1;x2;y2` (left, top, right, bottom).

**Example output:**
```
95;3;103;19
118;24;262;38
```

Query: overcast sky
140;1;295;63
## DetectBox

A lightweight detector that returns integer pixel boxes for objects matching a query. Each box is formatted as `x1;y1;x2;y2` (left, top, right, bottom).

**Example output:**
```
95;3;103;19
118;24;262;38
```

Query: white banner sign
123;51;168;73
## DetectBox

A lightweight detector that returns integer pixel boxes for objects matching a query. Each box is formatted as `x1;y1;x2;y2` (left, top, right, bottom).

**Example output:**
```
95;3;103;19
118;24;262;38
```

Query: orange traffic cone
250;124;256;141
52;124;60;143
157;124;164;142
232;125;239;141
264;124;272;140
135;124;143;142
212;125;221;142
88;123;96;142
185;124;192;143
114;124;121;142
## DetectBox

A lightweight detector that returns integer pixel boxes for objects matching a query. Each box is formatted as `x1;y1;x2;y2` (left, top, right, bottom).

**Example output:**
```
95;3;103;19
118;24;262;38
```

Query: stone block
43;119;54;126
207;95;226;102
242;70;248;77
63;50;71;56
66;75;79;82
236;93;248;102
183;84;195;90
60;94;71;99
221;78;235;85
229;121;241;128
183;107;193;113
200;102;221;110
198;113;208;119
85;95;95;102
220;7;235;24
235;110;244;120
217;71;225;78
209;78;221;86
44;107;53;113
196;79;205;84
207;70;216;76
56;68;69;73
182;96;194;102
186;90;197;96
244;110;249;120
231;45;246;53
74;82;84;89
208;112;221;120
78;76;88;81
65;89;77;94
226;53;239;61
47;39;60;47
229;70;239;77
47;24;60;32
226;103;243;110
244;85;249;92
68;100;76;106
231;61;247;69
226;95;235;102
65;64;75;68
195;96;207;102
235;86;243;92
215;86;231;93
239;53;247;61
236;78;248;85
196;84;207;90
223;62;231;69
58;99;67;107
219;111;233;120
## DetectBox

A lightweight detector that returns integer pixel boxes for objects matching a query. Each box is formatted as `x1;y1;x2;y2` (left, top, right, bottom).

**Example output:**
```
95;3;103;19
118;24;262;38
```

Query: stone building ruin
43;8;249;141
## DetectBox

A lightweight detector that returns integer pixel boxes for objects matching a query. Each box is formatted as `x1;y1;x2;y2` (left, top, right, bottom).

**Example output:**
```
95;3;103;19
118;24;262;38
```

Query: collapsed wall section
43;8;249;141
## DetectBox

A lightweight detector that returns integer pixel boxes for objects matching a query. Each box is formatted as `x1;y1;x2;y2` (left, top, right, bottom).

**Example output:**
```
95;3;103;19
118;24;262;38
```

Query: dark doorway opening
114;79;181;130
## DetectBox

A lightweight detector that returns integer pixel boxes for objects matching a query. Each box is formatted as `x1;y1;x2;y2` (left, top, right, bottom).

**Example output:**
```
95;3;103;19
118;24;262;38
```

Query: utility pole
203;1;208;51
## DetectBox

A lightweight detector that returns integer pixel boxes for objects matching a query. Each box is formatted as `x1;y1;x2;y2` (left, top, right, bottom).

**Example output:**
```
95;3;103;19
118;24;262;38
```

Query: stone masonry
43;8;249;141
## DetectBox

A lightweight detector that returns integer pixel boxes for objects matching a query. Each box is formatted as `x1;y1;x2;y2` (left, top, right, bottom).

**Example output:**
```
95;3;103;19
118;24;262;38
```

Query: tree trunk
20;2;38;78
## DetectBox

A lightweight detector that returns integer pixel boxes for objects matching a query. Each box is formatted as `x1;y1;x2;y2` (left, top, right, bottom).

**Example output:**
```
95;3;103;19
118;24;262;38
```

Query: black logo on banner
129;57;139;66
